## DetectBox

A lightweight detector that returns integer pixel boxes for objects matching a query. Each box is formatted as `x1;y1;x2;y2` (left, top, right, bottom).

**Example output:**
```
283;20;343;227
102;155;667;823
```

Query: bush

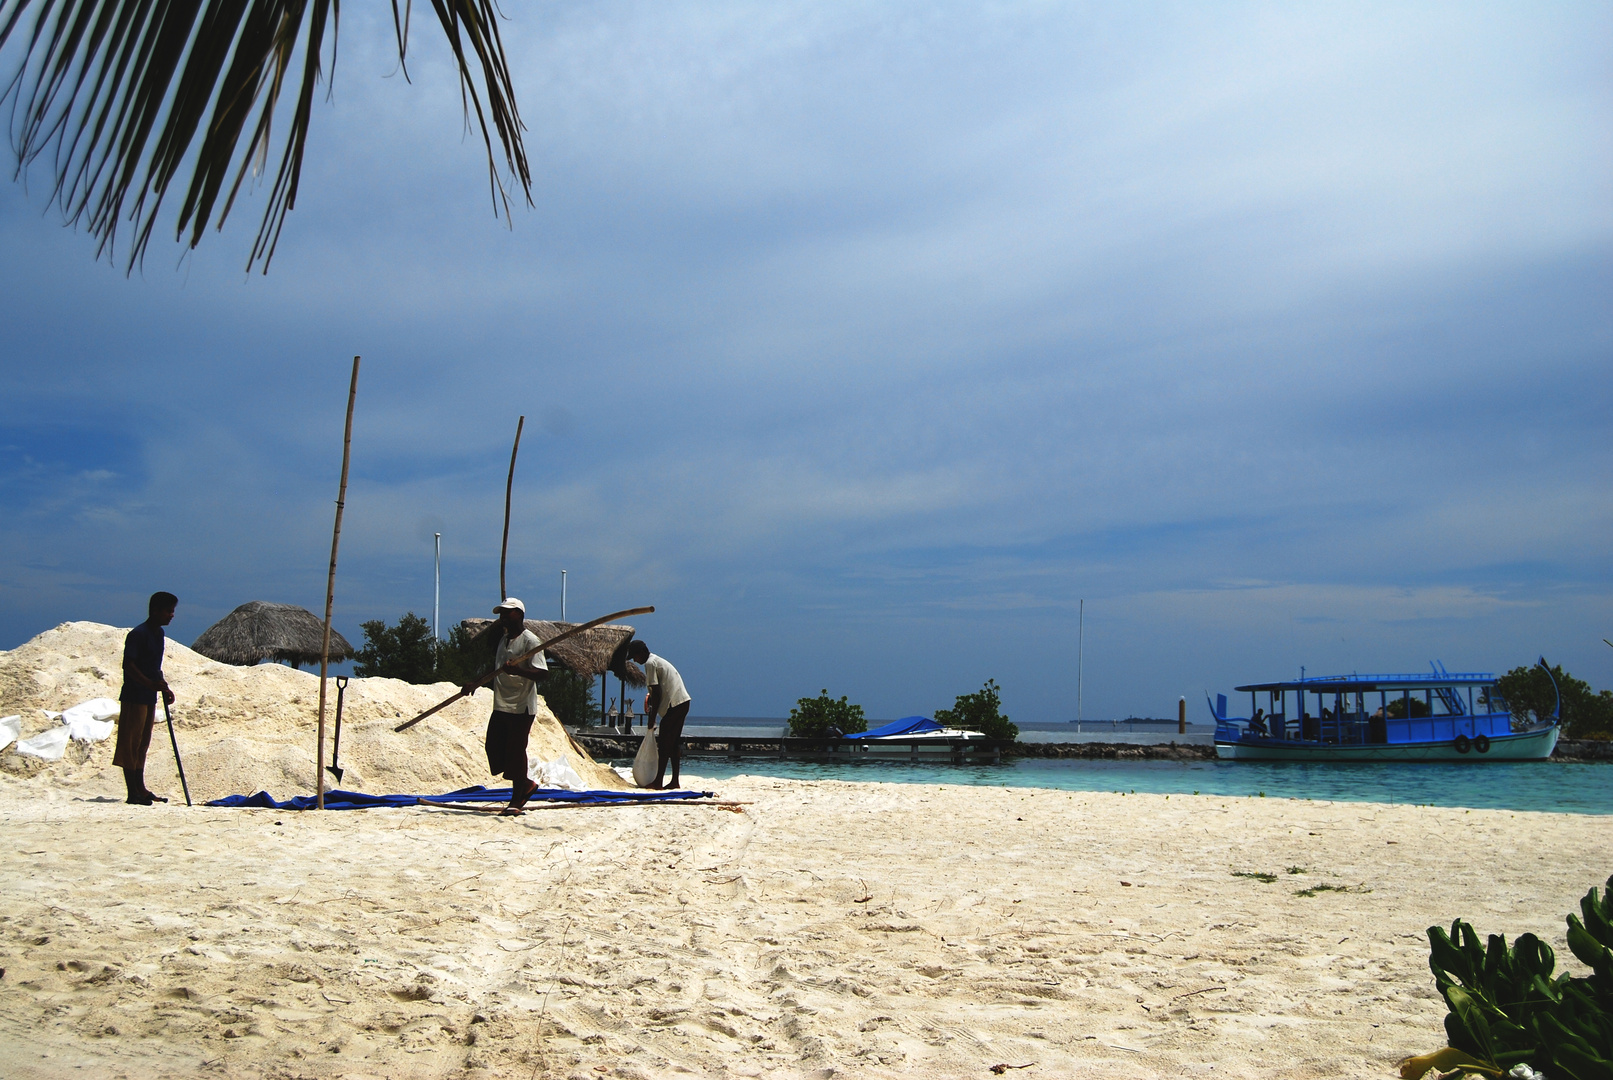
352;612;440;683
1402;874;1613;1080
433;622;497;686
540;666;599;727
789;690;866;738
1493;663;1613;740
935;679;1018;741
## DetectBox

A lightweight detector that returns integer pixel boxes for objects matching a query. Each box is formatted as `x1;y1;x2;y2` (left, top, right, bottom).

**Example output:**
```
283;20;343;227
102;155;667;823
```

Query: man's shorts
485;711;535;780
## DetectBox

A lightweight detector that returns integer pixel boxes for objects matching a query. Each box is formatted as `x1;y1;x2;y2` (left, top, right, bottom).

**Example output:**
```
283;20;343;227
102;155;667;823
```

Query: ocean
635;718;1613;815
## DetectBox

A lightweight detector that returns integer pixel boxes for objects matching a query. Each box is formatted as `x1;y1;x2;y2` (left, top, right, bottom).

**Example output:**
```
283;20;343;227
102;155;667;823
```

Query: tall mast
1077;598;1084;733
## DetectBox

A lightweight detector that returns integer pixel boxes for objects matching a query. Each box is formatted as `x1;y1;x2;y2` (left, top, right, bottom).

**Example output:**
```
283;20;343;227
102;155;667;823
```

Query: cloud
1;1;1609;719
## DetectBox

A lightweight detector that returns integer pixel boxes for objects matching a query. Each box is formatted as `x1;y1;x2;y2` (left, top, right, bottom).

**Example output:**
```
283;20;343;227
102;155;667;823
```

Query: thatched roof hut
192;602;355;667
459;618;644;686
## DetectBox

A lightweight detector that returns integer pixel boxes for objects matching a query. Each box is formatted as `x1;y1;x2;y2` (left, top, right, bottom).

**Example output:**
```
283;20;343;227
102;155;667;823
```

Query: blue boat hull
1216;724;1558;762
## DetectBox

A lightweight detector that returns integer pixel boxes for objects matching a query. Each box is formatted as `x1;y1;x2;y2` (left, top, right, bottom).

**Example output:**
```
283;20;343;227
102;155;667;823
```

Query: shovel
326;676;348;782
161;698;192;807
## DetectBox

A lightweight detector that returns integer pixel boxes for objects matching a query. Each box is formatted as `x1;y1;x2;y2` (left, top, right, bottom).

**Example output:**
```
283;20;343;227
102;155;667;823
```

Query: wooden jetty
570;730;1005;765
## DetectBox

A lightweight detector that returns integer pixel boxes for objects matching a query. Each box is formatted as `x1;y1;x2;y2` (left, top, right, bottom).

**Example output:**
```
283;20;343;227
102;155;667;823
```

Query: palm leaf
0;0;530;272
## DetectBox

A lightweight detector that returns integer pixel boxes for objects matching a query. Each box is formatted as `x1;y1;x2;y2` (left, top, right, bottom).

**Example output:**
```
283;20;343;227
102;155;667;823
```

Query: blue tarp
206;784;714;811
844;716;944;739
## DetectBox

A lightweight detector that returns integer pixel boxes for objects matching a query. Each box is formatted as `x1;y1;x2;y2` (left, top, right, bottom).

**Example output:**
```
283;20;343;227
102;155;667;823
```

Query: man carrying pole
627;641;691;790
115;591;178;805
465;598;549;815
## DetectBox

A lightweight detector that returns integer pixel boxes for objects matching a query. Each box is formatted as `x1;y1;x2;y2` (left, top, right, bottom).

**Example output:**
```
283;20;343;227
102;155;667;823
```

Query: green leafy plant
353;612;440;683
1402;873;1613;1080
1493;663;1613;740
1233;871;1277;883
935;678;1018;741
788;690;867;738
539;666;599;728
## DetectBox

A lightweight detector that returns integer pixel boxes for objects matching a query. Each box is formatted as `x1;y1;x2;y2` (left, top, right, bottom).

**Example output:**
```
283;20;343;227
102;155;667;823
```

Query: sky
1;2;1609;722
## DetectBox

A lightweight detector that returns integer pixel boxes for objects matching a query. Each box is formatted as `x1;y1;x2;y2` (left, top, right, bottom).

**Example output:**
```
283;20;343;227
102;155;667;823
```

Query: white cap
493;597;525;614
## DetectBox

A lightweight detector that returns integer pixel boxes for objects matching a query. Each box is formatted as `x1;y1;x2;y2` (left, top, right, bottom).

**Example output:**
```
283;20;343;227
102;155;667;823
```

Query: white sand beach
2;624;1609;1079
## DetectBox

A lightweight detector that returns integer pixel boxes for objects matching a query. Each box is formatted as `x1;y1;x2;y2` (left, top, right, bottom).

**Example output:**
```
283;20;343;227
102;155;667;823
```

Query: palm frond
0;0;530;273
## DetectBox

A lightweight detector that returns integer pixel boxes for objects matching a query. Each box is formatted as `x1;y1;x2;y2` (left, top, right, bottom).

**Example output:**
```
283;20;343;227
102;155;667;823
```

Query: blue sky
1;2;1609;721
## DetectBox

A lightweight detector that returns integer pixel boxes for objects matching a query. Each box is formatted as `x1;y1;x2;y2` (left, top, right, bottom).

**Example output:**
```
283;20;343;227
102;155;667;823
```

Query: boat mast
1077;599;1084;733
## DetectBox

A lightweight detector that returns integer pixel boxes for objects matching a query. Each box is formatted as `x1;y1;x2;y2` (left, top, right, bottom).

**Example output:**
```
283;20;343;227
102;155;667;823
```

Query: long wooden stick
500;415;524;601
317;356;360;809
394;606;653;732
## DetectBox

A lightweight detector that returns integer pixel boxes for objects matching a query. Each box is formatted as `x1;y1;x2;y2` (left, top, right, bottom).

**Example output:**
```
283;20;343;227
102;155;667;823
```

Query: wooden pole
500;415;524;601
317;356;360;810
1178;695;1186;735
395;606;653;732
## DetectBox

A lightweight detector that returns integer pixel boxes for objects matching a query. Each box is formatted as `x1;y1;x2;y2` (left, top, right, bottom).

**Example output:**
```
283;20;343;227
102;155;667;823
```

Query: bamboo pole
500;415;524;601
394;606;653;732
316;356;361;810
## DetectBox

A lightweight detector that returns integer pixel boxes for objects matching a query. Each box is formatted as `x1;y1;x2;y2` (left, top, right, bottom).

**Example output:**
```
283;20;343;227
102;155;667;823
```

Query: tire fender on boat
1474;734;1491;754
1454;734;1471;754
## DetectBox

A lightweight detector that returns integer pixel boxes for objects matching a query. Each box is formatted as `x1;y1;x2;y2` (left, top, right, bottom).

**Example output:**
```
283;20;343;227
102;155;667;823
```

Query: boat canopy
846;716;944;739
1234;672;1494;694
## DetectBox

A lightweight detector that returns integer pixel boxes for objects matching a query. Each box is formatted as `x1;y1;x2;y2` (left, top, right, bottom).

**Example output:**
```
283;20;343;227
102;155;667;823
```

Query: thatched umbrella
192;602;356;667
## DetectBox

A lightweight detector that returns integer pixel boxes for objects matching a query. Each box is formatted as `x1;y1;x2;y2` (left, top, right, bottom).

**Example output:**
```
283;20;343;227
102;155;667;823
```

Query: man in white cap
465;598;549;814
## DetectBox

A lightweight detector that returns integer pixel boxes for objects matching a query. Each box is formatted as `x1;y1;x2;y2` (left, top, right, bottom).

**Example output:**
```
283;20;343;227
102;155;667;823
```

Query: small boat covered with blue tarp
1211;661;1559;761
846;716;974;739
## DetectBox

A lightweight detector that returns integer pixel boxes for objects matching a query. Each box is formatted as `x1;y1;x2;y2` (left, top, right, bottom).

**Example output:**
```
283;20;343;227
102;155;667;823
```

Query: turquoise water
672;757;1613;815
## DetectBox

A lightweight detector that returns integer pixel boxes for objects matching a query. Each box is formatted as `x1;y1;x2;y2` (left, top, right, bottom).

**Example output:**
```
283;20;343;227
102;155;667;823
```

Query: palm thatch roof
460;619;645;686
192;602;355;667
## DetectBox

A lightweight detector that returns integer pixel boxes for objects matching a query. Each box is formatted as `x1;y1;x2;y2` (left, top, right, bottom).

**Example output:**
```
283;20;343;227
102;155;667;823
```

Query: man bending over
628;641;691;790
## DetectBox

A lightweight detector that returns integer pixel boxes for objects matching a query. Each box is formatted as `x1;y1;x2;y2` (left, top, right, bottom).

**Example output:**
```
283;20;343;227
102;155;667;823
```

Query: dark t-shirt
119;621;166;705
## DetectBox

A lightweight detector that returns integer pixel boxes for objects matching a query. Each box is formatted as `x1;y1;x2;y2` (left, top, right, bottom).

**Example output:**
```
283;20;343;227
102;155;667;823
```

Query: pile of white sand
0;622;625;802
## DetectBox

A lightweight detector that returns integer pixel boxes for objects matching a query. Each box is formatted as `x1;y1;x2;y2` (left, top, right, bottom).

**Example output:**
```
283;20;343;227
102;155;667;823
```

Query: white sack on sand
0;714;19;751
49;697;121;742
15;724;69;760
529;754;586;790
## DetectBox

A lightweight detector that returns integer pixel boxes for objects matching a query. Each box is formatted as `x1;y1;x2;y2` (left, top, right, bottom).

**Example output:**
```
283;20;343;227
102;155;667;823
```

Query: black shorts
485;711;534;780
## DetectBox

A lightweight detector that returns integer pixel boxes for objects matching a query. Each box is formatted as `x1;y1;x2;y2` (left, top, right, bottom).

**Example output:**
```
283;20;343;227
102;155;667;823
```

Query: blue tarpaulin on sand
844;716;944;739
207;785;715;811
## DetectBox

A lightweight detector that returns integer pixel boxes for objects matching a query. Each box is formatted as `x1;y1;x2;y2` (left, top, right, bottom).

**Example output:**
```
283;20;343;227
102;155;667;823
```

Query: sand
2;624;1610;1079
0;622;626;800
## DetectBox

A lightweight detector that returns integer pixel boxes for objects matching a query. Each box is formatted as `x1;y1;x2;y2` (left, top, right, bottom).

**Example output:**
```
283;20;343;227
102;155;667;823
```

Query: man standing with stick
628;641;691;790
466;599;549;814
115;591;177;805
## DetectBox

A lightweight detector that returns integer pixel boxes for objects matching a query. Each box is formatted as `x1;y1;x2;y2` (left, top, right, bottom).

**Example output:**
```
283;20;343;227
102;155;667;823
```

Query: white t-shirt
492;628;548;714
645;654;690;716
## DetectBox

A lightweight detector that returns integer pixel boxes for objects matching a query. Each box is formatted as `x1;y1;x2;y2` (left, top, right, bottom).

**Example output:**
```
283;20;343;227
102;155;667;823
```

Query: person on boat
1248;708;1268;736
628;641;691;789
115;591;178;805
465;598;549;815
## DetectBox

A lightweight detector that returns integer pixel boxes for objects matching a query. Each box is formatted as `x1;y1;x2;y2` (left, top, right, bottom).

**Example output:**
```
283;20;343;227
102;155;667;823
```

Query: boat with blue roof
1210;660;1560;761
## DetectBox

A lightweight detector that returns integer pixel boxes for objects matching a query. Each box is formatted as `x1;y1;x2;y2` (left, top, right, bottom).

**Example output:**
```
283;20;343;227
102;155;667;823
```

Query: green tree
935;678;1018;741
1386;696;1431;719
0;0;529;273
540;667;599;728
433;622;497;686
352;612;440;683
1493;663;1613;741
789;690;867;738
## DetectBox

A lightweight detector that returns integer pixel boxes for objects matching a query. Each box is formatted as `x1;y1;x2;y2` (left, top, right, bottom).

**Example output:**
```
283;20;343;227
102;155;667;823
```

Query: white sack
631;730;659;788
0;715;20;752
529;755;587;791
43;698;120;743
16;725;70;761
